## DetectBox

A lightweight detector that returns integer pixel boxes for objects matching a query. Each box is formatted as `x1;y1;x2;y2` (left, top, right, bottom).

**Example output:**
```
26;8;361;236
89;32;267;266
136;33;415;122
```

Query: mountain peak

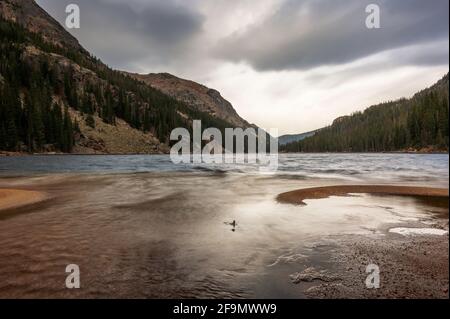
0;0;85;52
128;72;252;128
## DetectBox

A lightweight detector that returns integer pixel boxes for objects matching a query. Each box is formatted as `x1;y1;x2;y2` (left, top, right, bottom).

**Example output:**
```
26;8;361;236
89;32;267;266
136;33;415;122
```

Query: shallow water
0;154;448;298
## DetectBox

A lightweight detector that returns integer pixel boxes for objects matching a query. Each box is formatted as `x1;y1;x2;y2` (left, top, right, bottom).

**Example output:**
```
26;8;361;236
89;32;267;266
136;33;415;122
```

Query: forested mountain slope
281;74;449;153
0;0;248;154
127;72;253;129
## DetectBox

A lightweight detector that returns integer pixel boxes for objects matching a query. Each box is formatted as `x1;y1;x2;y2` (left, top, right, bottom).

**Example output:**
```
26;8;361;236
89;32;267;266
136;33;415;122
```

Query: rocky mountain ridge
0;0;254;154
126;72;253;129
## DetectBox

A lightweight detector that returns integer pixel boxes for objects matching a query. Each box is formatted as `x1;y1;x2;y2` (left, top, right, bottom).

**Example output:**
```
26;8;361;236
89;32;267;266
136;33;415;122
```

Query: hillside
281;74;449;153
127;72;253;128
278;130;316;146
0;0;84;51
0;0;249;154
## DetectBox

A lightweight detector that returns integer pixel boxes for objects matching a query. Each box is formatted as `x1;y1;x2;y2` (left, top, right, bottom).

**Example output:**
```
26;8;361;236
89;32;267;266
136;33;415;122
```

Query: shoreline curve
277;185;449;206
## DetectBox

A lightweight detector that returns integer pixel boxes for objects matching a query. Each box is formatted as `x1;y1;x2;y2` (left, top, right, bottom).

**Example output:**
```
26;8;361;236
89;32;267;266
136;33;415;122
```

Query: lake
0;154;448;298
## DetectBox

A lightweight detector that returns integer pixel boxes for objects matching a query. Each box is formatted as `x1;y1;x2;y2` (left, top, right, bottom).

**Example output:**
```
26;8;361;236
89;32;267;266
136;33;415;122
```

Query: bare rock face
128;72;253;128
69;108;168;154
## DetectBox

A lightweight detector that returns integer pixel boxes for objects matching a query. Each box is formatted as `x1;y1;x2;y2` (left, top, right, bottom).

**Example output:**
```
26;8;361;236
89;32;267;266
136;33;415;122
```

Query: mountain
0;0;252;154
281;74;449;153
278;130;316;146
0;0;84;51
126;72;253;128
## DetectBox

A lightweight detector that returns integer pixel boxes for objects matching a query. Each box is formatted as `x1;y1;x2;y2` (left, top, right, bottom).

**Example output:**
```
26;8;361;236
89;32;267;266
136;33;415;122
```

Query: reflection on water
0;154;448;298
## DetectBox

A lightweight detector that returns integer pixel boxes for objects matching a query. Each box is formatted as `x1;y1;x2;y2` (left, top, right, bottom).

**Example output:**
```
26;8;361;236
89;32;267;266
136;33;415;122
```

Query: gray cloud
37;0;204;70
215;0;449;71
36;0;449;72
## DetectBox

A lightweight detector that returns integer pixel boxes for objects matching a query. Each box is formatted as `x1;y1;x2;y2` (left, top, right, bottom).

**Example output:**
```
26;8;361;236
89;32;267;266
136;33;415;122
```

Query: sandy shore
0;189;48;211
289;232;449;299
277;185;449;205
274;184;449;298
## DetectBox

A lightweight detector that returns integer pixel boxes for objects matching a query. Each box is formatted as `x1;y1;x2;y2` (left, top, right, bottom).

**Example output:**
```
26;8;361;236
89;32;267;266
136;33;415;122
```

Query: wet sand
273;186;449;298
277;185;449;205
298;234;449;299
0;189;48;211
257;216;448;299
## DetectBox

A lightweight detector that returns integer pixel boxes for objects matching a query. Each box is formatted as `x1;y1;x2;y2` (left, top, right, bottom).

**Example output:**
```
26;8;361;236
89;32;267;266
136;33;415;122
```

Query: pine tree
62;107;74;153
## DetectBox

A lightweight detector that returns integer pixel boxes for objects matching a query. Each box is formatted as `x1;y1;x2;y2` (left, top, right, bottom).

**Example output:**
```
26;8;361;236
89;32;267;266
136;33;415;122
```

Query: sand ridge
277;185;449;205
0;189;48;211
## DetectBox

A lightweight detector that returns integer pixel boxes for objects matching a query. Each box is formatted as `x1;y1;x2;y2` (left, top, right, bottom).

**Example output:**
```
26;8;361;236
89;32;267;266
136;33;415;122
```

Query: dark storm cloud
215;0;449;71
91;0;203;43
35;0;449;73
36;0;204;69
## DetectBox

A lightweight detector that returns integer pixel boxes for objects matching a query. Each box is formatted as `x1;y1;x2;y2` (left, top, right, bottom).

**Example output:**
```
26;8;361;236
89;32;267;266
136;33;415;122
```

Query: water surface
0;154;448;298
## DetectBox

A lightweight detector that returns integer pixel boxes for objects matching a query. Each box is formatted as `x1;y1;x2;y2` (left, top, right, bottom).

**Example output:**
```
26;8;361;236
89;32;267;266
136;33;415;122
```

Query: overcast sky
36;0;449;135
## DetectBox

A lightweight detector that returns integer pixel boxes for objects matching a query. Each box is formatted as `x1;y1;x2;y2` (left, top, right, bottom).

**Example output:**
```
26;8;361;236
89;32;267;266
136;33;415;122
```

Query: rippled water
0;154;448;185
0;154;448;298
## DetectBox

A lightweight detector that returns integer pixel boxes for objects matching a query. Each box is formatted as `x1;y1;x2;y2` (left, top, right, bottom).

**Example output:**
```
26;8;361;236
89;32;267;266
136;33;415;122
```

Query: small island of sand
277;185;449;205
